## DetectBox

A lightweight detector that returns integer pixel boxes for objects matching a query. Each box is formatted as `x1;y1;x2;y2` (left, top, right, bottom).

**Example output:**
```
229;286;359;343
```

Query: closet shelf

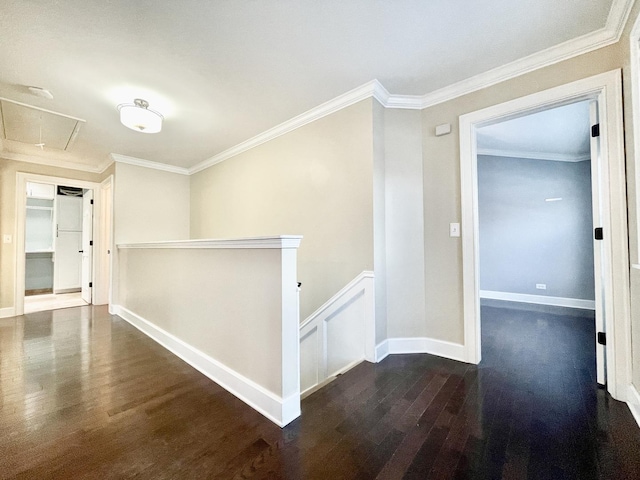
26;205;54;211
26;249;54;254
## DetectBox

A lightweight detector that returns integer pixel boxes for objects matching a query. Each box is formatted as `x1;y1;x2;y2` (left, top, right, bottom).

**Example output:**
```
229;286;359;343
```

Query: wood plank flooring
1;304;639;479
23;291;87;314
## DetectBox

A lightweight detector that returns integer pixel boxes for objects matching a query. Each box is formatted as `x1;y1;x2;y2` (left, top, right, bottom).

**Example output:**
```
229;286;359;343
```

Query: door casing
14;173;111;315
459;69;631;401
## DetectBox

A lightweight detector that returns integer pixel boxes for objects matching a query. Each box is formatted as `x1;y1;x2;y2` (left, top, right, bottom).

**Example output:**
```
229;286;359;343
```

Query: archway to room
14;173;112;315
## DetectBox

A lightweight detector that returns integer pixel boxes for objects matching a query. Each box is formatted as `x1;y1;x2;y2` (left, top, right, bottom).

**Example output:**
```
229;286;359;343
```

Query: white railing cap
117;235;303;250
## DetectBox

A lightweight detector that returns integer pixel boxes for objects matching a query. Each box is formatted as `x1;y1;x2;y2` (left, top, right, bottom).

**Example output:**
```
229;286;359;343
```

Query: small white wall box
435;123;452;136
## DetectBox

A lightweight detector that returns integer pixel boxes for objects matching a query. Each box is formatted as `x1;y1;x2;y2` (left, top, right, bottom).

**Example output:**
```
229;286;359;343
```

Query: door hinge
594;227;603;240
89;240;93;246
597;332;606;345
591;124;600;137
90;199;94;205
89;282;93;288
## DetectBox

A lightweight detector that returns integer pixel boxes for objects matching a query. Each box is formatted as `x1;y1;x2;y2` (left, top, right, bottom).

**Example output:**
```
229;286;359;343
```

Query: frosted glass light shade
117;99;163;133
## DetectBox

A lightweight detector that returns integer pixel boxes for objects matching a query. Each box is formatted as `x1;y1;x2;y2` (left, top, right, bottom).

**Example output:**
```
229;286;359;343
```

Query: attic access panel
0;98;85;151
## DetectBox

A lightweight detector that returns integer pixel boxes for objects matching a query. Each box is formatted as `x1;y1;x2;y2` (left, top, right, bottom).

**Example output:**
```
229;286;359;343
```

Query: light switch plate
3;234;11;244
449;223;460;237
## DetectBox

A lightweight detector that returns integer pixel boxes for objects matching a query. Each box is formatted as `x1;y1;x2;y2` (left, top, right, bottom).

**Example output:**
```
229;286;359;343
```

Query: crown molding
418;0;634;109
608;0;636;41
110;153;190;175
477;148;591;163
187;1;633;175
189;80;382;174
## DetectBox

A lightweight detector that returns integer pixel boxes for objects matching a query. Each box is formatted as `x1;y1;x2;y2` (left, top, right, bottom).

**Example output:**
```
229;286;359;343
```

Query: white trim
300;270;375;362
460;70;631;401
1;150;112;174
386;338;467;363
480;290;596;310
477;148;591;163
117;235;303;250
0;96;86;123
299;271;375;395
300;358;364;397
633;264;640;270
3;3;629;178
301;271;373;326
627;384;640;428
375;339;390;363
630;13;640;265
111;153;190;175
187;3;632;177
189;80;385;174
94;176;113;306
0;307;16;319
608;0;636;38
112;304;298;427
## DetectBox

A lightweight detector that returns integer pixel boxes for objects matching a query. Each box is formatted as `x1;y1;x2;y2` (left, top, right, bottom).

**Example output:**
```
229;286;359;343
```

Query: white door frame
14;172;109;315
94;175;114;306
459;69;631;401
629;17;640;266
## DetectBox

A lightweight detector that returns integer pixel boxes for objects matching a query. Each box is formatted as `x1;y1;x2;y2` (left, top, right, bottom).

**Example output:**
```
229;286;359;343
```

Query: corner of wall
372;100;388;345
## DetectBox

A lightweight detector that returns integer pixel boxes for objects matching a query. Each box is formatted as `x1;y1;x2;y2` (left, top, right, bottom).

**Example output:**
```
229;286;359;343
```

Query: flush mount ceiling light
117;98;163;133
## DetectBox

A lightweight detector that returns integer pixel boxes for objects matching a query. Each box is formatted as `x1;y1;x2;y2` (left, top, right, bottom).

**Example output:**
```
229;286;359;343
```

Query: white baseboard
375;339;390;362
480;290;596;310
0;307;16;319
111;304;299;427
627;384;640;429
300;358;364;397
387;337;467;363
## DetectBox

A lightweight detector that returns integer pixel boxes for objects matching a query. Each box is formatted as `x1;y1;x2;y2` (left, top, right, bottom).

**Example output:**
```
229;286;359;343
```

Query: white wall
189;100;374;321
373;101;387;344
383;109;426;339
111;162;190;307
478;155;595;301
115;238;301;426
114;162;190;244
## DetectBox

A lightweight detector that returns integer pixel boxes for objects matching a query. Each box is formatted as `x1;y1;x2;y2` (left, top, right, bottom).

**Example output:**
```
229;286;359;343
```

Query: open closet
24;181;93;313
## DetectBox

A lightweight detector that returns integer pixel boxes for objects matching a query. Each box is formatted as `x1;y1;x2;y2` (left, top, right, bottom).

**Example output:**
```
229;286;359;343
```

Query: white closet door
57;195;83;232
54;231;82;292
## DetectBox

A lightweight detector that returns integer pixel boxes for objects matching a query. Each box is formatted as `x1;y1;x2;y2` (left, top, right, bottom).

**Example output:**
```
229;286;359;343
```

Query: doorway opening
15;173;113;316
459;70;631;401
475;99;602;384
23;181;94;313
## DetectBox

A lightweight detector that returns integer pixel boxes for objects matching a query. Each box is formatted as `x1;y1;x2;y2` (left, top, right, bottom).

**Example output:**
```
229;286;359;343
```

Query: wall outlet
536;283;547;290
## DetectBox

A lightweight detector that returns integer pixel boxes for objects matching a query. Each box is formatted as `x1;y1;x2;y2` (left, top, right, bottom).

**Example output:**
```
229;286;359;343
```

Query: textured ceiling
0;0;616;170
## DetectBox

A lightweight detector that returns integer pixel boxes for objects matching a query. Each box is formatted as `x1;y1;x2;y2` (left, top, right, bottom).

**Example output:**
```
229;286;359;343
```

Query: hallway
0;305;639;478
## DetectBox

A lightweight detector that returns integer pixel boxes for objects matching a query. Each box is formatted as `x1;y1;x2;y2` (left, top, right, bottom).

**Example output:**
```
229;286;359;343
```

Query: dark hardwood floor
1;304;639;479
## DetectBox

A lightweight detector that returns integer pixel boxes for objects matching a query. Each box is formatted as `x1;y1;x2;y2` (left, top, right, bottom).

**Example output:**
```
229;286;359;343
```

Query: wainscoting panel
299;271;375;395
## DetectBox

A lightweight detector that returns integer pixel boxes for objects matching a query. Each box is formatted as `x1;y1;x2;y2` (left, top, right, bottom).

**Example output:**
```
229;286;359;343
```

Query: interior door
54;193;83;293
589;100;606;385
81;190;93;304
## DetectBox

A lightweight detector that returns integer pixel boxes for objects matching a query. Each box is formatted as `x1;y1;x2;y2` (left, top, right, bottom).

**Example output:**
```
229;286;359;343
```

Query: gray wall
478;155;595;300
